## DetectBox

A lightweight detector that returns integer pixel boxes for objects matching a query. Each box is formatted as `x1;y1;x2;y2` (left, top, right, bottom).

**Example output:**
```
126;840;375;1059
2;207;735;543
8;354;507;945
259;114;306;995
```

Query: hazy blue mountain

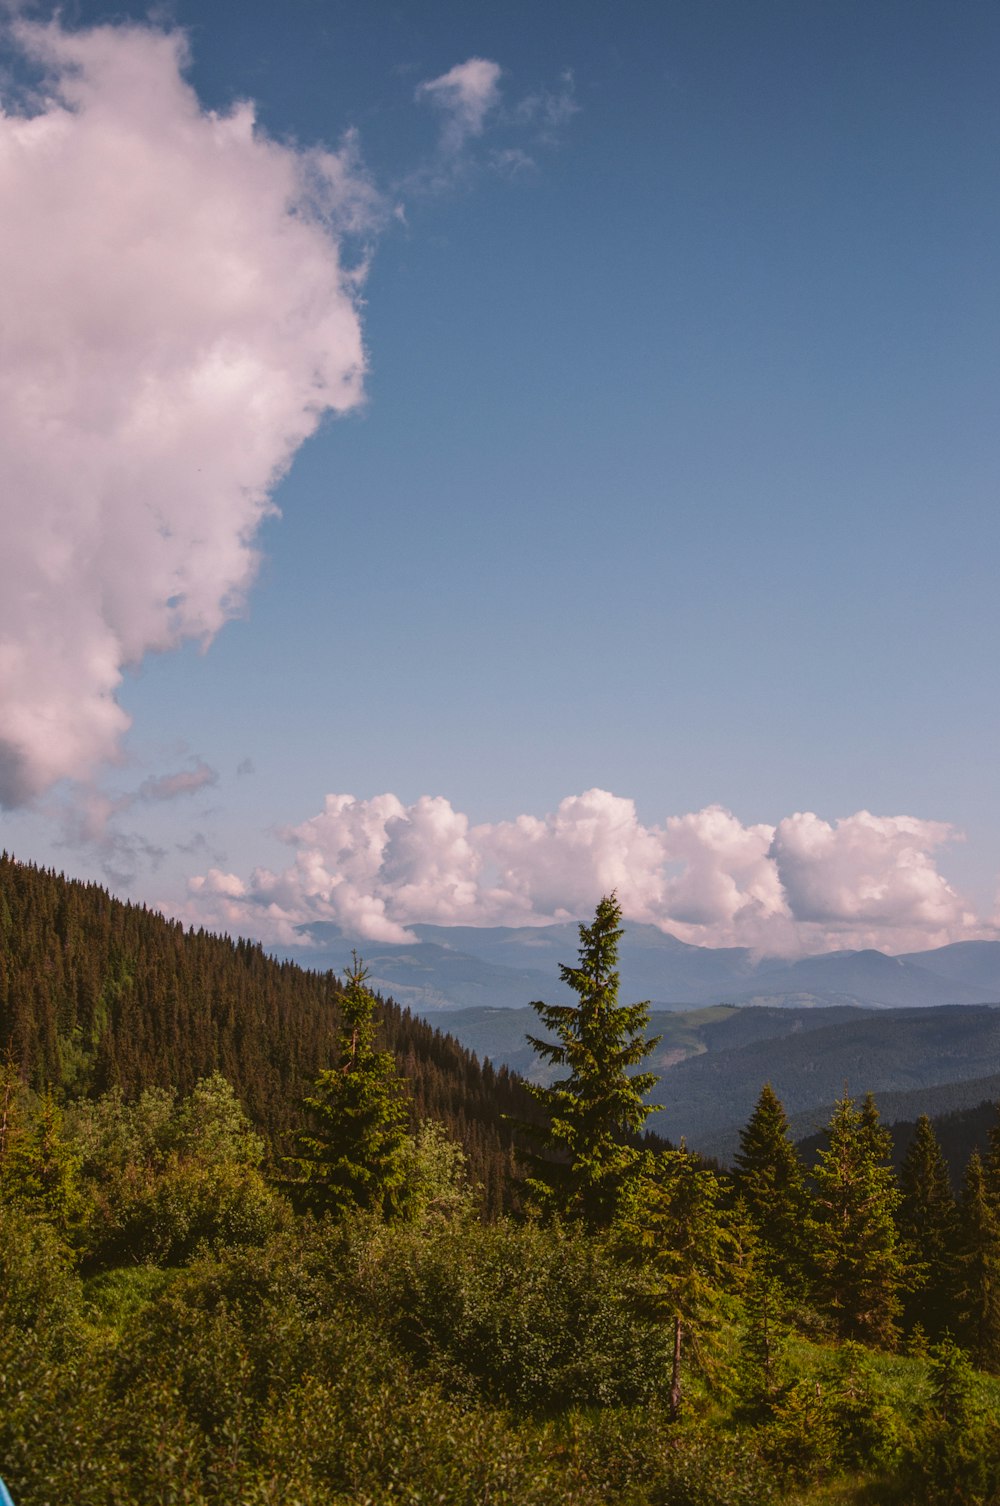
735;949;990;1009
438;1002;876;1084
275;926;560;1013
272;920;999;1015
434;998;1000;1164
898;940;1000;995
650;1005;1000;1153
785;1070;1000;1161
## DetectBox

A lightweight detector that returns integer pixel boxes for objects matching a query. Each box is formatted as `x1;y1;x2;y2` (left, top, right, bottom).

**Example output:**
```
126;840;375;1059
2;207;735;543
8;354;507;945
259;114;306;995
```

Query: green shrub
355;1217;673;1410
0;1202;82;1341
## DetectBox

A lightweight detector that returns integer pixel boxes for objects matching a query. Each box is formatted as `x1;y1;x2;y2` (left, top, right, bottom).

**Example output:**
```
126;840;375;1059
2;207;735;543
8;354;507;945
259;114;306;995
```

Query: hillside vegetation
0;853;529;1213
4;861;1000;1505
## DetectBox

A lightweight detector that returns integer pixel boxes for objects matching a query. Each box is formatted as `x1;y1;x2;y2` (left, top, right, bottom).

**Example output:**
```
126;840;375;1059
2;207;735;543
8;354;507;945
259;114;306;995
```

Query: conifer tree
521;895;660;1229
955;1149;1000;1371
733;1082;807;1286
898;1114;958;1340
811;1090;902;1346
616;1148;729;1420
287;957;413;1220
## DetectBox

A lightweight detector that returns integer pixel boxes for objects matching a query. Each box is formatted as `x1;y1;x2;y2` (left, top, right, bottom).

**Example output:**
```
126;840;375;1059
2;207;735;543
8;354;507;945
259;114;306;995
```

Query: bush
351;1217;673;1410
0;1202;82;1341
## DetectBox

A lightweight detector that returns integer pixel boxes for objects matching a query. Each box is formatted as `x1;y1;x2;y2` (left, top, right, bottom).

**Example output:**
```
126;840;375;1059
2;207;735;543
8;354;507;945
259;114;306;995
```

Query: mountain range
420;1000;1000;1164
269;925;1000;1163
275;922;1000;1014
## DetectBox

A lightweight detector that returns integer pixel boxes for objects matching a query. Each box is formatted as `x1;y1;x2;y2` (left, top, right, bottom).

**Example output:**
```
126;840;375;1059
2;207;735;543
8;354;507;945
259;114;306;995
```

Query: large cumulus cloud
0;18;373;805
185;789;980;955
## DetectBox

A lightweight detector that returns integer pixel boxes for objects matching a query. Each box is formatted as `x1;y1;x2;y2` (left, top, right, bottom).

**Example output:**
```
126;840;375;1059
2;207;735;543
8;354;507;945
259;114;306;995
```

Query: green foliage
356;1215;672;1411
521;894;661;1229
736;1256;793;1416
0;1089;83;1234
287;957;415;1220
617;1150;730;1335
955;1149;1000;1371
897;1112;959;1340
402;1117;478;1225
732;1082;807;1287
905;1337;1000;1505
756;1342;906;1484
70;1074;285;1267
0;1200;82;1341
615;1148;732;1418
810;1090;903;1346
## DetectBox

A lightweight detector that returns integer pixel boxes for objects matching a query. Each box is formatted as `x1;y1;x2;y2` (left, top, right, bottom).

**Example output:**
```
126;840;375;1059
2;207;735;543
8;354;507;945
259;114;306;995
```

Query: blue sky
1;1;998;954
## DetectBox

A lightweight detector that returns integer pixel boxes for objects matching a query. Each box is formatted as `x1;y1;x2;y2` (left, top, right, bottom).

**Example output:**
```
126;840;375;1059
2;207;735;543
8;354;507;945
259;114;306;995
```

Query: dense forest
0;852;532;1216
3;858;1000;1504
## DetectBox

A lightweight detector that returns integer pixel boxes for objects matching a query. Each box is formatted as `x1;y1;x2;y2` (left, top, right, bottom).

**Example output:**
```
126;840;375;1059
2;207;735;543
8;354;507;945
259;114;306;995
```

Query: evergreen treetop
898;1113;958;1341
811;1089;902;1347
733;1082;807;1282
287;957;414;1220
955;1149;1000;1373
521;894;661;1229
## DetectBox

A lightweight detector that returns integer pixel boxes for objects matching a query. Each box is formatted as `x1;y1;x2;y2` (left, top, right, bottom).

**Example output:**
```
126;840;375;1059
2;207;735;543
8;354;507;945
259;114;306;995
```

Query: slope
0;854;535;1212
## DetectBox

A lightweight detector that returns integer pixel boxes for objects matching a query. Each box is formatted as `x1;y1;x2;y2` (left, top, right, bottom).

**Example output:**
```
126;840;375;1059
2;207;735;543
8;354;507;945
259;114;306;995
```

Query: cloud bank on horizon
0;18;373;807
185;788;982;957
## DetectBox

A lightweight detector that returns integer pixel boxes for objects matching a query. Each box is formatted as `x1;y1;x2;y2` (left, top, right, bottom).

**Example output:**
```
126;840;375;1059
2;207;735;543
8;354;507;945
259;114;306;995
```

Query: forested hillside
5;874;1000;1505
0;853;528;1211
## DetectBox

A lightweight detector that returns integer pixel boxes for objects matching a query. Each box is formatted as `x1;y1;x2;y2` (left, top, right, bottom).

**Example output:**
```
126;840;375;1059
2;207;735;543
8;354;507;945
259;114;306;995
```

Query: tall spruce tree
955;1150;1000;1372
811;1090;902;1346
522;894;660;1229
287;957;413;1220
733;1082;807;1286
898;1114;959;1341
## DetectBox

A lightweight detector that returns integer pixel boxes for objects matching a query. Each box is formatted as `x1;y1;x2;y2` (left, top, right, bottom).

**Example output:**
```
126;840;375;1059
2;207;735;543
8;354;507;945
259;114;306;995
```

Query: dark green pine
287;957;414;1220
810;1090;902;1347
897;1114;959;1341
955;1149;1000;1372
732;1082;808;1286
521;893;661;1230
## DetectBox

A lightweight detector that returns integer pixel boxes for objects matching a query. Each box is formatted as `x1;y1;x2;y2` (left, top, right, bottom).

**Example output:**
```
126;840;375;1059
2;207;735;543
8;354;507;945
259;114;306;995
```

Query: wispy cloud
181;788;983;956
138;761;218;803
410;55;578;190
416;57;503;154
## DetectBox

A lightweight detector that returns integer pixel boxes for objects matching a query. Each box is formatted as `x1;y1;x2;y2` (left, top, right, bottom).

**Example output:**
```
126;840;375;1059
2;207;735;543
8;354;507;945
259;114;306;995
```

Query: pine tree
897;1114;958;1341
616;1148;730;1420
287;957;414;1220
521;895;661;1230
811;1090;902;1346
733;1082;808;1286
955;1149;1000;1371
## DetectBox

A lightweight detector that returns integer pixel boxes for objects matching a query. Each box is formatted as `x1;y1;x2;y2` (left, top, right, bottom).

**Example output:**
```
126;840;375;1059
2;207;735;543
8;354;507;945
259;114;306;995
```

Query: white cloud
0;18;374;806
770;810;973;947
181;788;983;955
416;57;502;154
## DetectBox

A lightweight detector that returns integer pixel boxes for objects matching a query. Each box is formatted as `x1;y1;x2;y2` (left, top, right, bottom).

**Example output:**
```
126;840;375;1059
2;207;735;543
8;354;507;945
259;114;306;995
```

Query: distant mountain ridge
275;921;1000;1014
425;998;1000;1168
